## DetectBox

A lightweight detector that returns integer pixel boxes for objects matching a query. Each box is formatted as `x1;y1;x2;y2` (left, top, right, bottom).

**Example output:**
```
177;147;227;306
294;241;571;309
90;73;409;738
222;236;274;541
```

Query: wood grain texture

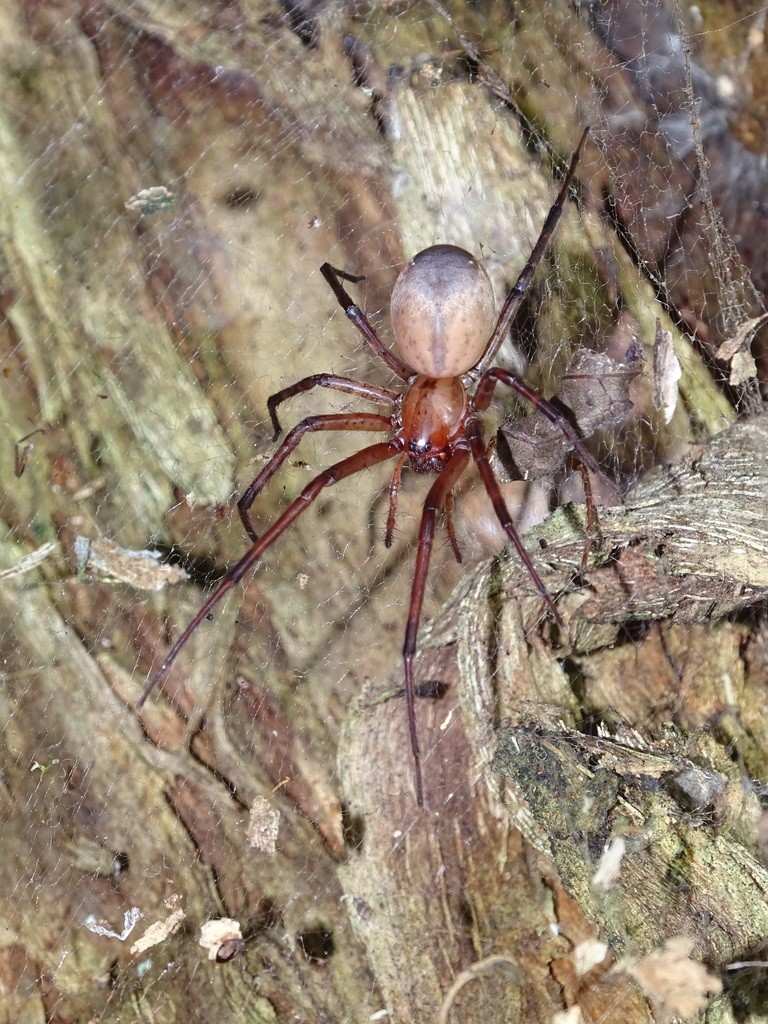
0;1;765;1023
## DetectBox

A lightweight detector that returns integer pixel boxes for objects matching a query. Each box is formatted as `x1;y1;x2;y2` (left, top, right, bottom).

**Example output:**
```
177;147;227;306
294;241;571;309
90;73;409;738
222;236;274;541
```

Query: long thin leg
385;453;407;547
267;374;397;439
472;367;602;479
321;263;413;381
471;127;590;378
403;448;471;807
238;413;392;542
444;492;463;564
466;420;562;626
139;439;402;709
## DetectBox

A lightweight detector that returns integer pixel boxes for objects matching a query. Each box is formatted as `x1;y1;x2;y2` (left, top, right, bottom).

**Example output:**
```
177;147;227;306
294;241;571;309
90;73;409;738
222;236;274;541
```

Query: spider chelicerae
139;128;598;807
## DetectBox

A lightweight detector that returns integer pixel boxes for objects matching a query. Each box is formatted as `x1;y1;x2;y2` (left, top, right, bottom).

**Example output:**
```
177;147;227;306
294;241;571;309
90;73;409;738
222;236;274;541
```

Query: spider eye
406;438;447;474
408;438;432;455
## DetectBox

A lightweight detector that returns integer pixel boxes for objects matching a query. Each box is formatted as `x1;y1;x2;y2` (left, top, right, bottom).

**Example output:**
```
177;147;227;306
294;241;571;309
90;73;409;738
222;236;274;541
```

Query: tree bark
0;2;765;1023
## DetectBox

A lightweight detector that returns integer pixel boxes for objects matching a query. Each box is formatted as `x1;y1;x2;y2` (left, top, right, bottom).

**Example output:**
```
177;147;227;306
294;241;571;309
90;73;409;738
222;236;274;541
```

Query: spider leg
385;453;407;548
444;492;463;564
473;367;602;479
238;412;392;543
471;127;590;378
139;439;401;709
321;263;413;381
466;420;563;626
403;448;471;807
267;374;397;440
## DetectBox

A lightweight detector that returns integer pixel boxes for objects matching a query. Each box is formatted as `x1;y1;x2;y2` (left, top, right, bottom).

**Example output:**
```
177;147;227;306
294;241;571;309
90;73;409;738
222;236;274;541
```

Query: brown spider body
139;129;595;809
398;374;468;472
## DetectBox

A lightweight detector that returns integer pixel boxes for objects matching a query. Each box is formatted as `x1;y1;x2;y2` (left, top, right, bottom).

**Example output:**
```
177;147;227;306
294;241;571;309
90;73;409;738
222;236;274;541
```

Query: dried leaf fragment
246;795;281;853
559;348;638;436
652;321;681;425
501;348;636;479
714;313;767;385
199;918;244;962
573;939;609;975
74;536;188;591
616;936;722;1020
129;896;186;954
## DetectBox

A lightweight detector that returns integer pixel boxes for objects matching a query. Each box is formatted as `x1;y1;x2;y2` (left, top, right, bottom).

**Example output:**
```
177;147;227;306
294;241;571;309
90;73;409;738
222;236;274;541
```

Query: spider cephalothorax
400;376;467;472
140;129;596;808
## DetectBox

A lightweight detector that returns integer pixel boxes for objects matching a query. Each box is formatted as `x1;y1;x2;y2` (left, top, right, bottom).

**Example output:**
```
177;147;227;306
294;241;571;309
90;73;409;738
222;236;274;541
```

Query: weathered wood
0;2;764;1023
341;417;768;1023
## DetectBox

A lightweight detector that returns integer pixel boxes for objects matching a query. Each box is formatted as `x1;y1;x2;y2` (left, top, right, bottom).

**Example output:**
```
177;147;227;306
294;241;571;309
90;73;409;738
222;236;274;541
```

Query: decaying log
1;2;766;1023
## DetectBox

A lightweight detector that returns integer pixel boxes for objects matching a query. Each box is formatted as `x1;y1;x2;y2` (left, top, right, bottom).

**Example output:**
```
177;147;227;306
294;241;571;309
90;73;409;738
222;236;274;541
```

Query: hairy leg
471;127;590;377
238;412;392;542
267;373;397;439
466;420;562;625
140;440;401;708
321;263;412;381
402;448;470;806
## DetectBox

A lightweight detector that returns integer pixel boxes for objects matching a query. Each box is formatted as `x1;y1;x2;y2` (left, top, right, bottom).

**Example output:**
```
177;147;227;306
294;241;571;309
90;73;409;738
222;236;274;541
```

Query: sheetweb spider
139;128;597;807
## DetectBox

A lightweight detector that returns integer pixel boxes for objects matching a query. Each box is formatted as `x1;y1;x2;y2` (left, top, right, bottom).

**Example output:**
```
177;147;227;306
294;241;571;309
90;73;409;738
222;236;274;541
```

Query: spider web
1;1;767;1021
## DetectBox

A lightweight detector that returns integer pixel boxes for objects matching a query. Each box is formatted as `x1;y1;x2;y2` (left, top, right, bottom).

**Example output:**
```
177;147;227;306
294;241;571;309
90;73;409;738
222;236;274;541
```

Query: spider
139;128;598;807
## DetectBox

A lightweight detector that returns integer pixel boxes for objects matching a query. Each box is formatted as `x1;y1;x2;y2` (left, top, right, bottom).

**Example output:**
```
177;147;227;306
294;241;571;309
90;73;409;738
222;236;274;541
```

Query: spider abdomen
401;375;468;471
391;244;496;378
